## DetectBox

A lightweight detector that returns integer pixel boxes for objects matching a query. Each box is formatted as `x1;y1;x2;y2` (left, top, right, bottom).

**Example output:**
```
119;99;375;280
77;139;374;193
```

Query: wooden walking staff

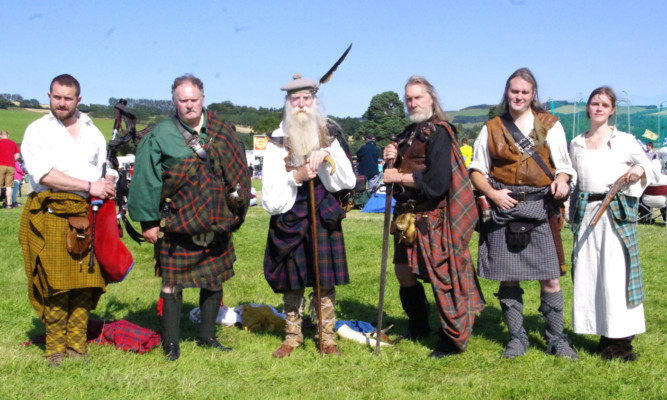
308;179;324;355
375;137;396;356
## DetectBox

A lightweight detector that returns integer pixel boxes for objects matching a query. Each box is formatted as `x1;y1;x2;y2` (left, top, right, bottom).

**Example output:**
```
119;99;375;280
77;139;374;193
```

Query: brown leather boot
272;343;296;358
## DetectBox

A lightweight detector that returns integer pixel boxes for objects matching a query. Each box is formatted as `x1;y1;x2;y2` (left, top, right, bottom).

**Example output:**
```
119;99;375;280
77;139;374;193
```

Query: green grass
1;197;665;399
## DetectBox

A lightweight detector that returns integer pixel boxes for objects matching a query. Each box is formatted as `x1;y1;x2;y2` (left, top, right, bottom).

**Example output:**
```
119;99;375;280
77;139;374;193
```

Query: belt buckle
514;192;527;202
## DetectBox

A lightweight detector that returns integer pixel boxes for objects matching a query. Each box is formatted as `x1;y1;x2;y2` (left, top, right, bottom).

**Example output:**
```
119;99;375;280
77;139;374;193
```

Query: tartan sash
160;113;250;236
570;192;644;306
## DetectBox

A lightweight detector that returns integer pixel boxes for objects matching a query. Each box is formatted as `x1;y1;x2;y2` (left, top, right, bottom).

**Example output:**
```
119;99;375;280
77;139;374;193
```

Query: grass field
0;189;665;399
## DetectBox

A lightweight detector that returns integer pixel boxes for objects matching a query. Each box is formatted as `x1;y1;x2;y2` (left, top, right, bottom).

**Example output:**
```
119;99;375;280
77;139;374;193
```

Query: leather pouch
67;216;91;254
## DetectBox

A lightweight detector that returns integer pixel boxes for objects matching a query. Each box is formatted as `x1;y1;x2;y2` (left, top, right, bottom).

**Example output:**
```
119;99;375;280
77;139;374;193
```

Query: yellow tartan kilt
19;191;106;321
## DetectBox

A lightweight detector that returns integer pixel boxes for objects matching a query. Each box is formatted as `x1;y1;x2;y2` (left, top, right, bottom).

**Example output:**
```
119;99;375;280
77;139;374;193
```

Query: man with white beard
262;74;356;358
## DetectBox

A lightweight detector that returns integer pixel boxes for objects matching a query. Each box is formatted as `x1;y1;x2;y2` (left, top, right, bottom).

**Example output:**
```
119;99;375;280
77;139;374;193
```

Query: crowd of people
13;69;657;366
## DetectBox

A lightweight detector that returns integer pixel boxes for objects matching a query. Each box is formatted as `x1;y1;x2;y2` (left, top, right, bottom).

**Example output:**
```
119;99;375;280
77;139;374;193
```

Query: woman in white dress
569;86;659;361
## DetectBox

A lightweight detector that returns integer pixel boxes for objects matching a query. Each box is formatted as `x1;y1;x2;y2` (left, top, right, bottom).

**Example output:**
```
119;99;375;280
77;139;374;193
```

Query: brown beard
283;98;330;167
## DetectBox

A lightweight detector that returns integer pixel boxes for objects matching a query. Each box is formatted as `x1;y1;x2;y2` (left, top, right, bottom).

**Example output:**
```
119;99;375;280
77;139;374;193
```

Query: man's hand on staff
142;226;160;244
90;180;116;200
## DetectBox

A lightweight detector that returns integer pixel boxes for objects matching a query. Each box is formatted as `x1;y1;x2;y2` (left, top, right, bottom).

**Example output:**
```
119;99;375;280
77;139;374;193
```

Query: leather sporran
395;213;417;246
505;220;536;248
67;216;91;254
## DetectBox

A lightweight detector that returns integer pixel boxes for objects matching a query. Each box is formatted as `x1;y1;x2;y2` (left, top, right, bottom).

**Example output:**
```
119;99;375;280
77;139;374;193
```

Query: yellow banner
642;129;658;141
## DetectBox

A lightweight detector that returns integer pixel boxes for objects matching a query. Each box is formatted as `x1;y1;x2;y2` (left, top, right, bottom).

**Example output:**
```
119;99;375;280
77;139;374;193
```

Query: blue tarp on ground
361;192;395;213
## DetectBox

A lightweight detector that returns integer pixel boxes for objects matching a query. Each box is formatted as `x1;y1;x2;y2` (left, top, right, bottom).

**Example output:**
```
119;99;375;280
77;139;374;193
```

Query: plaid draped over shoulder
161;113;250;236
405;121;484;351
156;112;250;288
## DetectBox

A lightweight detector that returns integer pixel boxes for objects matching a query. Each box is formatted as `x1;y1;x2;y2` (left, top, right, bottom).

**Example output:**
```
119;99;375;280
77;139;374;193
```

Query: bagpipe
90;100;155;283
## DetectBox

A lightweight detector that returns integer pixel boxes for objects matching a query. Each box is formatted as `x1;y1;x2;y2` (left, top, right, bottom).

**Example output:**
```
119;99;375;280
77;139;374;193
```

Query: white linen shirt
570;127;659;197
468;113;576;183
261;124;356;215
22;111;108;196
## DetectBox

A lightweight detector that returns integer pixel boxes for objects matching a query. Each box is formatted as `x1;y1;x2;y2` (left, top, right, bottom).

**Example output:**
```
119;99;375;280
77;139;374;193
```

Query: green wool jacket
128;111;213;223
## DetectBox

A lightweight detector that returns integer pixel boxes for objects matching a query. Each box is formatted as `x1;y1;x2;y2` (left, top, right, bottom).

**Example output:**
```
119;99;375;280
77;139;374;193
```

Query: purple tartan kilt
263;212;350;294
156;232;236;289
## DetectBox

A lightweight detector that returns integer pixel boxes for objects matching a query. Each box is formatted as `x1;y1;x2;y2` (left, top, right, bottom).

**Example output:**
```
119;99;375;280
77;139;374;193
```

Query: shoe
324;344;342;356
46;353;65;367
12;203;20;207
66;348;89;363
547;336;579;361
196;337;232;352
272;343;296;358
163;342;180;361
5;205;11;209
502;336;530;359
429;335;461;358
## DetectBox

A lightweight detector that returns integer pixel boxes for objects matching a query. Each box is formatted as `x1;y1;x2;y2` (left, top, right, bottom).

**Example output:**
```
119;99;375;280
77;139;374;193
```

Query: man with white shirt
19;74;116;366
469;68;578;360
262;74;356;358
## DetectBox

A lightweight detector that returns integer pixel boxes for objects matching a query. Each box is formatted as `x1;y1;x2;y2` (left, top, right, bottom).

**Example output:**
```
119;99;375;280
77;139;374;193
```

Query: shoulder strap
499;114;554;181
171;115;209;162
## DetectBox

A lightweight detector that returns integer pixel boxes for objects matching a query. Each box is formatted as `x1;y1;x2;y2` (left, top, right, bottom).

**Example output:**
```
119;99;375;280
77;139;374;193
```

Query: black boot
160;291;182;361
399;283;431;340
601;336;638;362
539;290;578;360
429;330;461;358
197;288;232;352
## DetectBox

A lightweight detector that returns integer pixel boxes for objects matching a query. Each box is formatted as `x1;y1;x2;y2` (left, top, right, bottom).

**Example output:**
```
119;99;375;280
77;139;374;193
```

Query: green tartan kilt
156;231;235;288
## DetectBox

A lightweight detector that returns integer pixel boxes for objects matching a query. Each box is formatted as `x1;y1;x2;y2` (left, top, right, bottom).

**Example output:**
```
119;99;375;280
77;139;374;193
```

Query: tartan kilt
156;232;235;288
477;219;559;281
19;191;106;321
263;180;349;293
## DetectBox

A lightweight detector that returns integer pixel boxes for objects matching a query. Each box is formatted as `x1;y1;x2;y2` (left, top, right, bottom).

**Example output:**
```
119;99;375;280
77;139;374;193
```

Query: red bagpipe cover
89;198;134;283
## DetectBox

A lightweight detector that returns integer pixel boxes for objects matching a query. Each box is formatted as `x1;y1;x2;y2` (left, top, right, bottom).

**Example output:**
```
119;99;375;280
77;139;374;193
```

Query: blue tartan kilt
263;181;350;293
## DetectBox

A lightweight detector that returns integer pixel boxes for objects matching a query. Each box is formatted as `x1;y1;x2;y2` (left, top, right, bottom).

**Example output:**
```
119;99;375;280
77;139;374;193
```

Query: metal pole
622;91;630;134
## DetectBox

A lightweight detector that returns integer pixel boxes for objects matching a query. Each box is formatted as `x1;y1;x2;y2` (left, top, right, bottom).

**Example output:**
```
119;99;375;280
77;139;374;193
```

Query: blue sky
1;0;665;118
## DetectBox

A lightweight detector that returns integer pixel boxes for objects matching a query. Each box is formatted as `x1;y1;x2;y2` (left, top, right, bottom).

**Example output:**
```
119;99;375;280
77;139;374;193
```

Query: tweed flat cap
280;74;318;93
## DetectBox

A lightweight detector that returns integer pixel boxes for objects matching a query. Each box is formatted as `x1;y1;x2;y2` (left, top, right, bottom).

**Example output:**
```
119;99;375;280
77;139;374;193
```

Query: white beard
408;107;432;123
283;98;328;167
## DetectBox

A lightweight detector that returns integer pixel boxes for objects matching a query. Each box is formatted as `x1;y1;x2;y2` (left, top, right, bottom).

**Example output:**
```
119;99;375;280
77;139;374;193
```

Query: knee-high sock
399;283;430;338
44;292;68;357
199;288;222;341
160;291;182;345
283;289;306;347
67;289;92;354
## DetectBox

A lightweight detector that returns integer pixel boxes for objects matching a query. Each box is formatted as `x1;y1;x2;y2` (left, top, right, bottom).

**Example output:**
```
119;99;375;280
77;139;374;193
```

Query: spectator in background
460;137;473;168
12;158;25;207
356;134;381;192
645;142;658;161
0;130;20;209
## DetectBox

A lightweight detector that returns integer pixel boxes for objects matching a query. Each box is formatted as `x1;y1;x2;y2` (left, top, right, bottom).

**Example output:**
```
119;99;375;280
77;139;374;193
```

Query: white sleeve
467;125;490;175
261;141;299;215
318;139;356;192
21;119;54;183
545;121;576;180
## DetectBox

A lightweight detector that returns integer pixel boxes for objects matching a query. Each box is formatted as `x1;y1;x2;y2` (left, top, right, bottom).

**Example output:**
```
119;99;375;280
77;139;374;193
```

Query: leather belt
587;193;607;202
509;191;545;202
